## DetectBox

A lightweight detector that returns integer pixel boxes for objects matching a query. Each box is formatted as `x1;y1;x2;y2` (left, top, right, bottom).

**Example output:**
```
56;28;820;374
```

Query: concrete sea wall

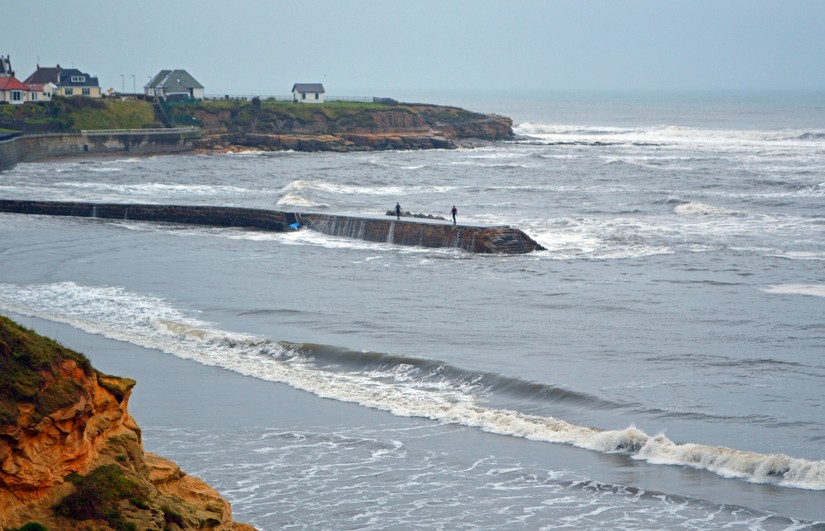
300;213;544;254
0;200;544;254
0;137;21;173
0;129;200;171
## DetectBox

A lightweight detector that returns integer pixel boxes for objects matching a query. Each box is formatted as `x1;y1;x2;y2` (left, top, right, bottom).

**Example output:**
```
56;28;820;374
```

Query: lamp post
120;74;124;95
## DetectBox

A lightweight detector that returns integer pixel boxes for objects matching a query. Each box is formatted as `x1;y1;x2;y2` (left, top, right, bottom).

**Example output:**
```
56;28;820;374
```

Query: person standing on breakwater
451;205;457;225
395;202;402;220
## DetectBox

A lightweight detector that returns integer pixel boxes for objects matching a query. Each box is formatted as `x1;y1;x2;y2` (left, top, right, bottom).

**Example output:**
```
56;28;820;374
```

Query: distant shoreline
0;99;514;170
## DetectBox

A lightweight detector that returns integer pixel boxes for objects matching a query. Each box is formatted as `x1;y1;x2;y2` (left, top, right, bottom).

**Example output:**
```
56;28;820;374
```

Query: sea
1;90;824;530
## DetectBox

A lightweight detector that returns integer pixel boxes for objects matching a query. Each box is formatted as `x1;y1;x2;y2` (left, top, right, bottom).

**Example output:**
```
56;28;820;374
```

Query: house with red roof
0;55;30;104
26;82;57;102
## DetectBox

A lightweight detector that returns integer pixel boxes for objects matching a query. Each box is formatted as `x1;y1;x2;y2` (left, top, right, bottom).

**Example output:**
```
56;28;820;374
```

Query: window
315;93;319;100
302;93;306;100
71;75;86;83
64;88;73;96
11;90;23;102
82;88;91;96
31;92;38;101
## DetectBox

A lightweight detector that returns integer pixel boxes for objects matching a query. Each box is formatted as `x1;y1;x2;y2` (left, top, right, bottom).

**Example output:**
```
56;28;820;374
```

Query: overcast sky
6;0;825;98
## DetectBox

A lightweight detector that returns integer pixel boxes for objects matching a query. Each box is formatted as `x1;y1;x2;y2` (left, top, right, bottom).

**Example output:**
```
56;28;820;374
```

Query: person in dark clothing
395;202;402;220
451;205;457;225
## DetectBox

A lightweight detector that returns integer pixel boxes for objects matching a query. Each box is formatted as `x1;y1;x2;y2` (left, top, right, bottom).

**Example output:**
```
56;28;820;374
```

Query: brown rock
0;317;256;530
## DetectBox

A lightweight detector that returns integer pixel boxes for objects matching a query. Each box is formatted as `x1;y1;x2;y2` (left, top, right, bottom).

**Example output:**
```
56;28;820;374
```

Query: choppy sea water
1;91;824;529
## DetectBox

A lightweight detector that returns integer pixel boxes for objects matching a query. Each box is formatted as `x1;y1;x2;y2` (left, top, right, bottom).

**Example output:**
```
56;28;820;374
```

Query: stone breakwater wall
0;129;200;172
0;200;545;254
301;213;545;254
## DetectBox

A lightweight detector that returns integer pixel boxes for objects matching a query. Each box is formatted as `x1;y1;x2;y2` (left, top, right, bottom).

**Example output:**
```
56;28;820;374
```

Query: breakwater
0;129;201;172
0;200;544;254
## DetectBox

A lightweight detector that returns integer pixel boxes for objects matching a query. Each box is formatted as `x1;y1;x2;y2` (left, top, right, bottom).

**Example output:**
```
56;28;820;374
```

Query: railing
80;127;199;135
201;95;398;104
19;127;200;137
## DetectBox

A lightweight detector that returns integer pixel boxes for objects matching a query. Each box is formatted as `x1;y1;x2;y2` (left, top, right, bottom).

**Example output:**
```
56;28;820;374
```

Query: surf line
0;199;545;254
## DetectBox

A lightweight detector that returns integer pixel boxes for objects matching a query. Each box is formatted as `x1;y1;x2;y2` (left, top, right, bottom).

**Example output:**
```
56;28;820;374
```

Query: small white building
292;83;325;103
26;82;57;102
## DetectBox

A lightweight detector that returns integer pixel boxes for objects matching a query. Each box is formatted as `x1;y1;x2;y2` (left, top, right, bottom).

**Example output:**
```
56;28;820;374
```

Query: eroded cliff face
185;102;513;153
0;317;254;530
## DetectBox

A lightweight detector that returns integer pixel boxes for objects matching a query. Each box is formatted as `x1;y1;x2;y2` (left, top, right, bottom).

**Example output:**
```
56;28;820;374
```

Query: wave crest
1;281;823;490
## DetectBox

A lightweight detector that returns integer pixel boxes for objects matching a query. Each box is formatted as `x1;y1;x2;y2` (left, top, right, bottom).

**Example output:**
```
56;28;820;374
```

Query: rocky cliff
0;316;254;531
171;100;514;153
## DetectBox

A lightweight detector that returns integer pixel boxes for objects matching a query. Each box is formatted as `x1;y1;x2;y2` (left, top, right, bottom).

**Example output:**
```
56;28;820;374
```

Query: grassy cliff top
0;96;512;140
0;315;94;426
0;97;158;132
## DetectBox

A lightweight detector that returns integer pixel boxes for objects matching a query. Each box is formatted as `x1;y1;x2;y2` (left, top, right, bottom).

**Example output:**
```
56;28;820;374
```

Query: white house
0;54;29;104
145;70;205;100
0;76;29;104
292;83;325;103
26;82;57;102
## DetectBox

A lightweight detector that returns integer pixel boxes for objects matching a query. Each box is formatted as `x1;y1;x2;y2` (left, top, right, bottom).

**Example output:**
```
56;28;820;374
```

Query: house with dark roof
292;83;325;103
23;65;101;98
57;68;101;98
145;69;204;100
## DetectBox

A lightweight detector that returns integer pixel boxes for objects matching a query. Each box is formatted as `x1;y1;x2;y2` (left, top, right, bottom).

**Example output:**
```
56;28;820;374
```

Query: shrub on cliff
54;464;149;531
8;523;48;531
0;316;93;426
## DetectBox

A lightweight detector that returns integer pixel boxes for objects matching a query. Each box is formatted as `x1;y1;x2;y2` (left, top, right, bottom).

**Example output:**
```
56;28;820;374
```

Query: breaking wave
2;281;824;491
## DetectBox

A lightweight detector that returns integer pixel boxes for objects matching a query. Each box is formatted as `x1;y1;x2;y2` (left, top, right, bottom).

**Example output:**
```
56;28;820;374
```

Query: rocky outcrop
0;316;254;530
184;102;513;153
194;131;456;153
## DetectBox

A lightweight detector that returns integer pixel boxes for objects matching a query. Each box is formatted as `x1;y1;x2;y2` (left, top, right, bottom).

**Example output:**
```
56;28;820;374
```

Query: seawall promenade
0;129;200;172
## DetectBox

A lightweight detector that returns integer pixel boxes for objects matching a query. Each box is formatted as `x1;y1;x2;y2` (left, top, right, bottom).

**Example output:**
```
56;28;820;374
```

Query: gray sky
6;0;825;98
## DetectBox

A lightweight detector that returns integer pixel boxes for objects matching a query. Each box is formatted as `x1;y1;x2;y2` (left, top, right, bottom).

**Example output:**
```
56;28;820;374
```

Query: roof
27;82;55;91
24;66;62;84
292;83;325;93
146;69;204;91
58;68;100;87
0;76;29;91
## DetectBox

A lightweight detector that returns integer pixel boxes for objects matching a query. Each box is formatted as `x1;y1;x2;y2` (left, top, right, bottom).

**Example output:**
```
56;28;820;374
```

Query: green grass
1;97;157;131
66;99;156;130
164;98;427;135
0;316;93;426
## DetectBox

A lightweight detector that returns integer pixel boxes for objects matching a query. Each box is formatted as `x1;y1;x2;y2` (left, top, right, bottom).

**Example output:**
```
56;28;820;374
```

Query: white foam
674;202;737;216
762;284;825;298
275;194;327;207
514;123;822;157
2;281;823;491
54;181;249;197
279;179;407;196
766;251;825;261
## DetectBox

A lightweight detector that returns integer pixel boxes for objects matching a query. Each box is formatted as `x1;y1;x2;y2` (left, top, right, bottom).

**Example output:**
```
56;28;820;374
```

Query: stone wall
301;213;544;254
0;200;296;232
0;200;544;254
0;129;200;171
0;137;21;172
